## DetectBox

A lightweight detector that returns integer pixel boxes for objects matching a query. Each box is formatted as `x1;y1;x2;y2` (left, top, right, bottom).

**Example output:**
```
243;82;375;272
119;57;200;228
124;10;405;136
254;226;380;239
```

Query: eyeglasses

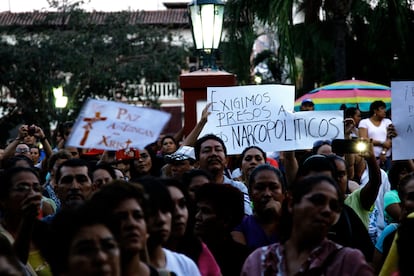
59;174;90;185
304;193;342;213
313;140;332;148
11;183;42;194
16;148;30;154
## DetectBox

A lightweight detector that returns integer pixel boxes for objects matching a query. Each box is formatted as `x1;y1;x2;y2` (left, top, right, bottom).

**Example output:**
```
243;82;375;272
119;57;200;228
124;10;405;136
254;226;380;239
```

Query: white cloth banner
66;98;171;150
199;85;344;155
391;81;414;160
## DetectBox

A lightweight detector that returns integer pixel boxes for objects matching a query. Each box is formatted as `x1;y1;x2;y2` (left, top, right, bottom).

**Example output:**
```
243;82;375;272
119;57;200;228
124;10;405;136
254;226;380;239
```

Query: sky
0;0;187;12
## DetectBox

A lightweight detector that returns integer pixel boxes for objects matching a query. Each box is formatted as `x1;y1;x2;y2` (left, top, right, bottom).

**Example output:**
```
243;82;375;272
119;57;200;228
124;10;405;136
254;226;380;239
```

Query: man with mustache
194;134;252;215
54;158;94;211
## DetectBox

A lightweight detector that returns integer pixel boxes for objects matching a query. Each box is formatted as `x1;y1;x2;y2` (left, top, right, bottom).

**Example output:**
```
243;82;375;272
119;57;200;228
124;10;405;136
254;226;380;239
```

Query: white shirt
163;248;201;276
359;118;392;157
360;166;391;241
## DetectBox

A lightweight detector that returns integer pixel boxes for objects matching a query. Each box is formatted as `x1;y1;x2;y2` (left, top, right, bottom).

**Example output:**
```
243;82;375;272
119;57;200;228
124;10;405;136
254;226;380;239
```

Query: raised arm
182;102;212;147
280;150;298;187
2;125;28;161
359;141;381;210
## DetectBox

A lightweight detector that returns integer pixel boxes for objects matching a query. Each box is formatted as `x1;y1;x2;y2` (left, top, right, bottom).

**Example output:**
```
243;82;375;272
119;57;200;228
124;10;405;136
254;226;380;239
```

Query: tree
224;0;414;97
0;10;189;146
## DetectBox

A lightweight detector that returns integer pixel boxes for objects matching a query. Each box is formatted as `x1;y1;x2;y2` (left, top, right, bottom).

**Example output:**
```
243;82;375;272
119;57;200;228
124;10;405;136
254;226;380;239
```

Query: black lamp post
188;0;225;70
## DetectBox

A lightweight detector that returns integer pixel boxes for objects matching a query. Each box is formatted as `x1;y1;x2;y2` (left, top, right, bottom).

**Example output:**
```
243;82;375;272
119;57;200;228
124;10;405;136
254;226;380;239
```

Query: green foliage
224;0;414;97
0;10;189;145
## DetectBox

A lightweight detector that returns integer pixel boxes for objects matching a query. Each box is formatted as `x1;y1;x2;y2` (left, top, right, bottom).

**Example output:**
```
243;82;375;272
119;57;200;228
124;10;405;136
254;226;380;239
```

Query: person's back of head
2;155;34;170
369;100;386;116
195;183;244;232
296;154;337;181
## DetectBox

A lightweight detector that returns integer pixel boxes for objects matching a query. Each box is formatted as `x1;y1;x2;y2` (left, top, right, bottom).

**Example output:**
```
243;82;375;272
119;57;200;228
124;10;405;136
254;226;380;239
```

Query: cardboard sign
391;81;414;160
66;98;171;150
199;85;344;154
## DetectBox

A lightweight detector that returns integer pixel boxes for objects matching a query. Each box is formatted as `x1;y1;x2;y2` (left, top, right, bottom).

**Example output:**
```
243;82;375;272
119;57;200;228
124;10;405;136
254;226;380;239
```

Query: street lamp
188;0;225;70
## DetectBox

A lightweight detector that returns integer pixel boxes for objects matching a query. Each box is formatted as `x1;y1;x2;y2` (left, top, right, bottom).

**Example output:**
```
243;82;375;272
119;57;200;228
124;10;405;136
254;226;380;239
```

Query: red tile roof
0;9;189;27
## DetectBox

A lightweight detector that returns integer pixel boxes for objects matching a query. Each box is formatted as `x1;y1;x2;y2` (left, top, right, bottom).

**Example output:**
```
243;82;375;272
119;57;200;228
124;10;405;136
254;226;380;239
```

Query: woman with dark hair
130;146;158;178
139;176;201;275
231;164;286;251
158;135;178;157
85;180;159;276
46;205;121;276
383;160;414;224
345;107;362;138
233;146;267;185
373;172;414;274
0;166;52;275
162;178;221;276
359;100;393;170
241;175;374;275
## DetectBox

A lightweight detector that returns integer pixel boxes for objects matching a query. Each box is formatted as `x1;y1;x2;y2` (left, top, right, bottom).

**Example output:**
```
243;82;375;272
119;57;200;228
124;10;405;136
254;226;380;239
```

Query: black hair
161;177;203;264
47;205;113;275
345;107;359;118
290;174;343;204
88;180;150;235
279;175;343;242
248;163;286;193
195;183;244;230
0;166;40;201
91;162;117;181
312;140;332;155
137;176;174;215
388;160;413;190
398;172;414;201
2;155;34;170
160;135;178;148
194;134;227;160
47;149;72;172
297;154;337;180
181;169;213;188
130;145;160;178
237;146;267;168
369;100;386;116
55;158;92;184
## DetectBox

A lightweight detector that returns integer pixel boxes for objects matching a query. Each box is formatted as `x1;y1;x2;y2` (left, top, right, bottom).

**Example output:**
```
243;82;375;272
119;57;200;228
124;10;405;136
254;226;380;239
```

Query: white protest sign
66;98;171;150
199;85;344;154
391;81;414;160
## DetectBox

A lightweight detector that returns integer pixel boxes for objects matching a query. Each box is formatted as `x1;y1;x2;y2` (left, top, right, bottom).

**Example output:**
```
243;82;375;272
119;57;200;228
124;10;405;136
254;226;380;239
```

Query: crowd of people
0;98;412;276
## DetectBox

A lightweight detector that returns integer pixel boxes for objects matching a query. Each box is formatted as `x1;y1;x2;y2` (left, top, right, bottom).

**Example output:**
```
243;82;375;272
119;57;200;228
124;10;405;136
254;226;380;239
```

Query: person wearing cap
163;146;196;180
300;98;315;111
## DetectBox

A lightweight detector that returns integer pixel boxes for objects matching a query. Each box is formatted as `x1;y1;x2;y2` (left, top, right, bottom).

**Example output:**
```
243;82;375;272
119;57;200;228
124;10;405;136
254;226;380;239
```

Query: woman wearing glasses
0;166;52;275
241;175;374;275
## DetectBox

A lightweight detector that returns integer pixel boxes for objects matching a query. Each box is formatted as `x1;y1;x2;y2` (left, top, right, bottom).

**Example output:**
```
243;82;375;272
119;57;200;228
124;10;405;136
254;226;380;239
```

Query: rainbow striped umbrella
294;79;391;112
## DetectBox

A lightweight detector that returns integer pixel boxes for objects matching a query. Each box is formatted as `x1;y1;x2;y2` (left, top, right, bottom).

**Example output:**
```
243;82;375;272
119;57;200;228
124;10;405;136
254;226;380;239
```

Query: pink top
241;239;374;276
198;242;222;276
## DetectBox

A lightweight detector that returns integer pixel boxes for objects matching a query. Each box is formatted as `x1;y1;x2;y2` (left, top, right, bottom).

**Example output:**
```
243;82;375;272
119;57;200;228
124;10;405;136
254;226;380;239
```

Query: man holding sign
194;134;252;215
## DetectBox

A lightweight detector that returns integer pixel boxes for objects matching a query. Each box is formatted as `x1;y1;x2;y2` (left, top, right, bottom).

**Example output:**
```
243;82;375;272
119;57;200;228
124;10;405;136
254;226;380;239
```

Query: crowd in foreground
0;99;411;276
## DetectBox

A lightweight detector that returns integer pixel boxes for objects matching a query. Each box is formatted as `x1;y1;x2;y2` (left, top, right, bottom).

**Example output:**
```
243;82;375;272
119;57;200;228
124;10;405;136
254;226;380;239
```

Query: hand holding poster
66;99;171;150
199;85;344;154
